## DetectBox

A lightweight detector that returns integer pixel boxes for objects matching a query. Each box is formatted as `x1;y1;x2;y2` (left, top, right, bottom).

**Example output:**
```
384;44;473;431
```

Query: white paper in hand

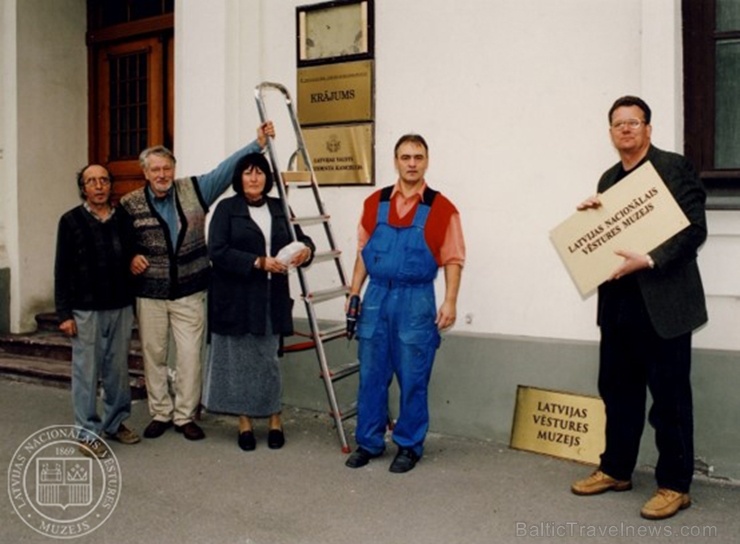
276;241;307;269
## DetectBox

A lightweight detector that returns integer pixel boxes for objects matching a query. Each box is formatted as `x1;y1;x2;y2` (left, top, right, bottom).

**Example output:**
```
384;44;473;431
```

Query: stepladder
254;81;359;453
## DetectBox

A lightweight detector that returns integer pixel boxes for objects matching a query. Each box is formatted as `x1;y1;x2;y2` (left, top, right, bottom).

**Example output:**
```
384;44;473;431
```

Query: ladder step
292;214;330;227
324;360;360;382
318;323;348;342
311;249;342;264
330;401;358;422
281;171;313;183
305;286;349;304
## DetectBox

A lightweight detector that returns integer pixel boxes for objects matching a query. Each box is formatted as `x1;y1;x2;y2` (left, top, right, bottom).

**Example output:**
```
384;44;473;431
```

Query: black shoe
143;419;173;439
174;421;206;441
389;447;419;473
345;447;383;468
267;429;285;450
238;430;256;451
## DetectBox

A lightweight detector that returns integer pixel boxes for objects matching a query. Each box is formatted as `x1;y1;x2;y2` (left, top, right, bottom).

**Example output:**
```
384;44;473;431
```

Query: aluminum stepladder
254;81;358;453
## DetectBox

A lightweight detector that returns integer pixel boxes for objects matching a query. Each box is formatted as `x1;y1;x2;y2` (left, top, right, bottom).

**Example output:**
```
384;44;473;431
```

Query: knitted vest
121;177;210;300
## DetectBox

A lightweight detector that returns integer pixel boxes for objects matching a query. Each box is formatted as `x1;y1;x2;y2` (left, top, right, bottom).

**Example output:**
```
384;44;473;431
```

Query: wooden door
91;35;173;202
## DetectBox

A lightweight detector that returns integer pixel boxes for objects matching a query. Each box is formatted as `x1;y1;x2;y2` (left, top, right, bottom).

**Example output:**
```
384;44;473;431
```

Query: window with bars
109;52;149;161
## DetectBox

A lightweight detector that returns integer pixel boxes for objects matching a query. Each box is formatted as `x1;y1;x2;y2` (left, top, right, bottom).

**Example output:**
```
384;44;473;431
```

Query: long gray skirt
203;330;282;417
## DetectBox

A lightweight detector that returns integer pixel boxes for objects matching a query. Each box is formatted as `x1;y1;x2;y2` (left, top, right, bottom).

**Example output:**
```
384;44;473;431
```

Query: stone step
35;312;140;340
0;331;143;371
0;352;146;399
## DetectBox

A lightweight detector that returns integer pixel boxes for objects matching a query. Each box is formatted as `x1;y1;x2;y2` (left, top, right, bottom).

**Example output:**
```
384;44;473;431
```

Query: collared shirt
357;181;465;267
147;186;179;246
83;202;115;223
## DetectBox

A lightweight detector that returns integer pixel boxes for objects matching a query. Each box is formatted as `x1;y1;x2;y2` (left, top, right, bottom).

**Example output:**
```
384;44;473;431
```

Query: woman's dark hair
231;152;274;196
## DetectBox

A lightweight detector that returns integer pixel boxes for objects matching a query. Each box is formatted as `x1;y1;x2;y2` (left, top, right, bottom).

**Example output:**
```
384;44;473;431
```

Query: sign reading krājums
510;386;605;465
549;161;690;296
297;60;373;125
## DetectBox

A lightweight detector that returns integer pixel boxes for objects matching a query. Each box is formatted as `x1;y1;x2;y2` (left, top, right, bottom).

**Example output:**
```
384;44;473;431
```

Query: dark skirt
203;331;282;417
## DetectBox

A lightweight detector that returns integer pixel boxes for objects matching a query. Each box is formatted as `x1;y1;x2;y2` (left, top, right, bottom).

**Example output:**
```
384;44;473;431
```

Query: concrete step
0;313;146;399
0;330;143;370
35;312;140;340
0;352;147;399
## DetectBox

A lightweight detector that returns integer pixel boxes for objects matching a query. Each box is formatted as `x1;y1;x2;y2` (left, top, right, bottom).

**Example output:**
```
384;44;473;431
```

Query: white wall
11;0;87;331
171;0;740;352
0;0;16;271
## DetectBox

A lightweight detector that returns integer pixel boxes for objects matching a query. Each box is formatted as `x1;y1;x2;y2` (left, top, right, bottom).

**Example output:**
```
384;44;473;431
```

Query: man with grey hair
121;121;274;441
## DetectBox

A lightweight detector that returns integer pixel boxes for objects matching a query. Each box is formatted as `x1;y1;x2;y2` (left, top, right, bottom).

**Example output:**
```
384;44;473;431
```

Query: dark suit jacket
208;195;314;337
596;145;708;339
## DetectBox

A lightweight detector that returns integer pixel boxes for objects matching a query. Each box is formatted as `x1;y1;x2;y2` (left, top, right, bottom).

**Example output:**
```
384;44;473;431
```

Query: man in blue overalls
345;134;465;473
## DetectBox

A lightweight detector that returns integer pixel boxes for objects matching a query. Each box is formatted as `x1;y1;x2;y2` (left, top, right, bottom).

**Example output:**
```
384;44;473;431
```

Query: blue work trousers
355;283;440;458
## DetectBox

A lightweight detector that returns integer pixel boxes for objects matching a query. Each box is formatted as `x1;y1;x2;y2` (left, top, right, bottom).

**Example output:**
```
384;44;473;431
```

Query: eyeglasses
610;119;646;130
83;177;111;186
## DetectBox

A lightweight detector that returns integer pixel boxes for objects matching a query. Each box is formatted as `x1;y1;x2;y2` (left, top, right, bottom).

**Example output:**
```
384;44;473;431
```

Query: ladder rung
281;171;313;183
305;286;349;304
324;360;360;382
318;323;348;342
311;249;342;264
330;402;358;421
291;214;330;227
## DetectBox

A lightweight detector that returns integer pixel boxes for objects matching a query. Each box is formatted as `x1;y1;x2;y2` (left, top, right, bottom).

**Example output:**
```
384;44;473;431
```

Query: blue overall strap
411;187;438;228
376;186;394;224
377;185;438;226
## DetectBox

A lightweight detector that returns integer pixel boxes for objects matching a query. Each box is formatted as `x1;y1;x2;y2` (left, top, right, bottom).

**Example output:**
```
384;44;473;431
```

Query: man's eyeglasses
610;119;645;130
83;177;111;186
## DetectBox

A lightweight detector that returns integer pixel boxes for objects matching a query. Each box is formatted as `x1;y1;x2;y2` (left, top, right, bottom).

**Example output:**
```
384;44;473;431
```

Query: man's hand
436;300;457;331
130;254;149;275
257;121;276;149
577;195;602;211
59;319;77;337
609;249;653;281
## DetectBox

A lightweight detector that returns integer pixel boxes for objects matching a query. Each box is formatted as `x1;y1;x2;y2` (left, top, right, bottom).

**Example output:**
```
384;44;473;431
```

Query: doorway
87;0;174;202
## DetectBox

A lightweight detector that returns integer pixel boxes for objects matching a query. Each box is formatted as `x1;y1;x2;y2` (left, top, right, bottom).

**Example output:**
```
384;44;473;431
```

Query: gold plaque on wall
510;386;605;465
301;123;373;185
297;60;373;125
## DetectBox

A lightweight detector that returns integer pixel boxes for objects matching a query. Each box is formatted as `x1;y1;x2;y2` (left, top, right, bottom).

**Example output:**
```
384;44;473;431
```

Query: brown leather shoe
175;421;206;441
143;419;173;439
571;470;632;495
107;424;141;445
78;439;109;459
640;488;691;520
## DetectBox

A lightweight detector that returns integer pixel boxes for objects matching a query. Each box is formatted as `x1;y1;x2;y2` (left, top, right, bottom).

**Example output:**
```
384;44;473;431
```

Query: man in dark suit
570;96;707;520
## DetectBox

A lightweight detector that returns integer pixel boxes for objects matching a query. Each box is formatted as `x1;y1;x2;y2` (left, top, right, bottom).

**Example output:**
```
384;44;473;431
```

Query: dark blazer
596;145;708;339
208;195;314;337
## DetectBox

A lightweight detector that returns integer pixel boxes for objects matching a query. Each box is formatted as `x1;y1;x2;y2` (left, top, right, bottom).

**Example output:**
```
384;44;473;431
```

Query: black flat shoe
267;428;285;449
238;430;256;451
